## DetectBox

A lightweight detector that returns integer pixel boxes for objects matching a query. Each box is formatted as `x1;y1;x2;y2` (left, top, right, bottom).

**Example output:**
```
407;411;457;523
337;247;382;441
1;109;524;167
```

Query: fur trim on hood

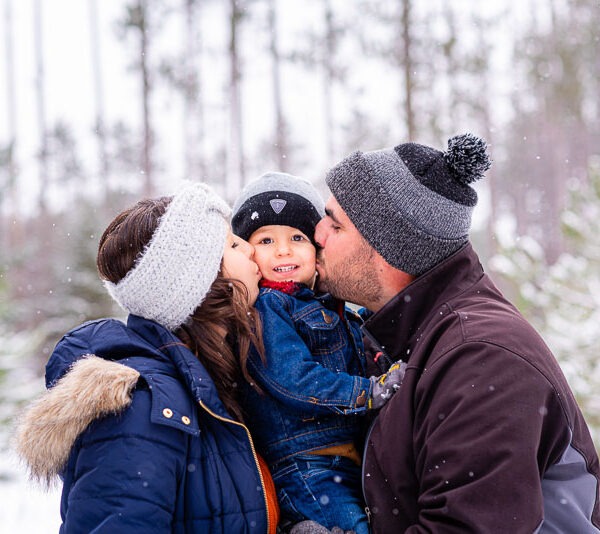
13;355;140;485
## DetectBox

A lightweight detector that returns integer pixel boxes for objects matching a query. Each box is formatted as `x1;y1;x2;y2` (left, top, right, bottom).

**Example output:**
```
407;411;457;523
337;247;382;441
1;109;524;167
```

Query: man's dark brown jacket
362;243;600;533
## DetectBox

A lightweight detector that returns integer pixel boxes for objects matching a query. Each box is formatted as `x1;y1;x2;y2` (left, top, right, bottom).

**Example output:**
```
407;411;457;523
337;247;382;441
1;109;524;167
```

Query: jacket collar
258;282;351;319
126;315;233;420
259;279;317;299
363;243;484;362
46;315;233;421
259;279;305;295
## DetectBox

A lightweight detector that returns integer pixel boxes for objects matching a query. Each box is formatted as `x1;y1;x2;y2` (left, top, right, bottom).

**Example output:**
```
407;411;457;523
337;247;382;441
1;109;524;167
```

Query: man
314;133;600;533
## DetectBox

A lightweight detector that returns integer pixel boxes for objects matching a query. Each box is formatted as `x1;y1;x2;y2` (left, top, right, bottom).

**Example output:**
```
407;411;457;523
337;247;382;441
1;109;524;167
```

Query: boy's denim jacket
242;284;371;467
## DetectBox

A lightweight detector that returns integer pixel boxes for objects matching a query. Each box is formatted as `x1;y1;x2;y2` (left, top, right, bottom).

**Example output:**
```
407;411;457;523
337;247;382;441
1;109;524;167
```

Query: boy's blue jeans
272;454;370;534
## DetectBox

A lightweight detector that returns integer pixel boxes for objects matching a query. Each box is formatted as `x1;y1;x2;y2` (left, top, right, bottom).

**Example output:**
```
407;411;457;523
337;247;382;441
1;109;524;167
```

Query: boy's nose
276;243;291;255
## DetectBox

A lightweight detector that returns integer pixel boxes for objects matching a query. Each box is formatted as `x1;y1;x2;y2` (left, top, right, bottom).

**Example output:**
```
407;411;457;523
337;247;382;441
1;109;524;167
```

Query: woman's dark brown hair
97;196;263;423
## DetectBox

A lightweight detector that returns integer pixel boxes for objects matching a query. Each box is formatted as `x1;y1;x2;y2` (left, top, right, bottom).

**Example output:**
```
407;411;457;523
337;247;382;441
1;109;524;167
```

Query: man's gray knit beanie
326;133;491;276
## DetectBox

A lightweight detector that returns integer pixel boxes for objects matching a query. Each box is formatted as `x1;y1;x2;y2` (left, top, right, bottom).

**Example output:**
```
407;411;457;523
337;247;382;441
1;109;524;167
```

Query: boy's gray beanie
326;133;491;276
232;172;325;243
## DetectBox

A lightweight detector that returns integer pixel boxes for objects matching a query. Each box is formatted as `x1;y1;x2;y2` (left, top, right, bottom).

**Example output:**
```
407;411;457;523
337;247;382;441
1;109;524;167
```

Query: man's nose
314;220;326;249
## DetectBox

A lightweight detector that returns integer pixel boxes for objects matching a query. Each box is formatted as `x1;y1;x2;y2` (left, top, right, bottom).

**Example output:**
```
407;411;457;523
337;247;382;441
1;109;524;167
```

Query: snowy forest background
1;0;600;529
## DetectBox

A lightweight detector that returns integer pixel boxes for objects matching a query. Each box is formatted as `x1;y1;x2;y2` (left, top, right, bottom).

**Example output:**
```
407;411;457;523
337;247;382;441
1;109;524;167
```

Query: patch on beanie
232;190;323;242
270;198;287;214
445;133;491;185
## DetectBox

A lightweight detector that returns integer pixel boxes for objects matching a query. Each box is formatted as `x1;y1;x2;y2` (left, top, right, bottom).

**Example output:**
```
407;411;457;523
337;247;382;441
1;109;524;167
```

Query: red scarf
259;279;304;295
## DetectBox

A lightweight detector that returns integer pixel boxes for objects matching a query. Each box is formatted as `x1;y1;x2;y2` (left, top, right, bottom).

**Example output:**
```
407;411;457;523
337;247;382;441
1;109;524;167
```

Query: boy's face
248;225;317;286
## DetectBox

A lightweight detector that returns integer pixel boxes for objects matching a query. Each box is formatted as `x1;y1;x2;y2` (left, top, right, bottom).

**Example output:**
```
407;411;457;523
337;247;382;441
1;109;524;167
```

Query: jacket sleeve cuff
330;376;372;415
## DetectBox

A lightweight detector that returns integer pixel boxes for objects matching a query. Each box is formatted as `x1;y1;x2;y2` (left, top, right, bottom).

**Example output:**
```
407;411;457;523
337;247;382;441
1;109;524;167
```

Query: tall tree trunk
322;0;335;164
400;0;415;141
227;0;244;197
4;0;16;193
183;0;206;182
441;4;459;129
33;0;48;212
3;0;22;252
88;0;109;200
268;0;287;171
473;22;498;258
28;0;56;322
139;0;153;195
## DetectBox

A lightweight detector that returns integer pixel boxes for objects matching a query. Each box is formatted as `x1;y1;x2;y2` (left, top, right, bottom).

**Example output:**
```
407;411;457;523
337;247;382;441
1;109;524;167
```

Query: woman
14;181;279;533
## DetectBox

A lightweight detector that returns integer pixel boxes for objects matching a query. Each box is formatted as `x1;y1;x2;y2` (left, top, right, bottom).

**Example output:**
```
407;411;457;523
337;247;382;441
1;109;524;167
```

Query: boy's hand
368;360;406;410
290;520;356;533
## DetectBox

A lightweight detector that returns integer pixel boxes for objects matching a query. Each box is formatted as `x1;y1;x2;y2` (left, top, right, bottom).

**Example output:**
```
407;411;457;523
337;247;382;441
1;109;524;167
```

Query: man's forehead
325;195;354;227
325;195;342;215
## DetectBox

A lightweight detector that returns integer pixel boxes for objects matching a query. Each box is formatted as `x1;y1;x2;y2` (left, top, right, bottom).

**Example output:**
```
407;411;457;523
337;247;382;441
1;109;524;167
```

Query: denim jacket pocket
297;306;345;363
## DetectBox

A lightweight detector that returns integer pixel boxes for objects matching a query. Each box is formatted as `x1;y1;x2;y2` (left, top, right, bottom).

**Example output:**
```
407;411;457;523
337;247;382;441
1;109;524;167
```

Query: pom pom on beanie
445;133;491;185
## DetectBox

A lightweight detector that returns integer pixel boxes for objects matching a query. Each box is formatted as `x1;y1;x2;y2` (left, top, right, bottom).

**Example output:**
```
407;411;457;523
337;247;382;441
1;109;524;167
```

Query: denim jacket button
321;310;333;324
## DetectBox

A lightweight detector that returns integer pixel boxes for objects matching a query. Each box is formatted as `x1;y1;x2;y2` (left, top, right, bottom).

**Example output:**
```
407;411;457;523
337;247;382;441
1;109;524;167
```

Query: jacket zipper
198;400;270;534
362;327;394;372
361;416;377;526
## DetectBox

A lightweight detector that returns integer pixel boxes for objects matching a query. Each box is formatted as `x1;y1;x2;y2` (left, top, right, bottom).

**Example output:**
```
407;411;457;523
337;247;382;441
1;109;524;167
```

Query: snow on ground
0;449;61;532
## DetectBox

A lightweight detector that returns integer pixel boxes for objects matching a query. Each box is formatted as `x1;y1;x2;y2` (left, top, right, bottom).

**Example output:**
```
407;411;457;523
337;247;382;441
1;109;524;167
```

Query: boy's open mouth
273;265;298;273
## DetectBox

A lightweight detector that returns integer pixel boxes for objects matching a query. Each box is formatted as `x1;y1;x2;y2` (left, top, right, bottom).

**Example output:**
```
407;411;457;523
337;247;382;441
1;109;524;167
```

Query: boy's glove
289;520;356;534
368;360;406;410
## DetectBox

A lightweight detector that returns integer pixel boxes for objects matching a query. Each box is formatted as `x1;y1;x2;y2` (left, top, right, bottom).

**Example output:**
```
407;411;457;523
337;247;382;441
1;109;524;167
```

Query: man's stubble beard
317;240;383;308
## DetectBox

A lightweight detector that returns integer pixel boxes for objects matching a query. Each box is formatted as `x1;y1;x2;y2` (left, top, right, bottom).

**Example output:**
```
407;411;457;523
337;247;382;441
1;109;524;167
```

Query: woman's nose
242;239;255;258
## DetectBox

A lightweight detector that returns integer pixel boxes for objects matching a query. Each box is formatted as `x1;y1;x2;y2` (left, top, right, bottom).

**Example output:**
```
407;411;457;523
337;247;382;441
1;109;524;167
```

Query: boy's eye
292;234;306;242
259;237;273;245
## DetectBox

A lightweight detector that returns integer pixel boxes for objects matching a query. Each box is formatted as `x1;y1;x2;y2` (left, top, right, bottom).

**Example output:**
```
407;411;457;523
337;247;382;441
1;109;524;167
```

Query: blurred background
1;0;599;529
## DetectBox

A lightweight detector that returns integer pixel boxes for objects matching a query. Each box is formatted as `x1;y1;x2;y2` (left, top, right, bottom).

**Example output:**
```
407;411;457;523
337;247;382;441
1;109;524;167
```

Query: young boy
232;172;405;534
